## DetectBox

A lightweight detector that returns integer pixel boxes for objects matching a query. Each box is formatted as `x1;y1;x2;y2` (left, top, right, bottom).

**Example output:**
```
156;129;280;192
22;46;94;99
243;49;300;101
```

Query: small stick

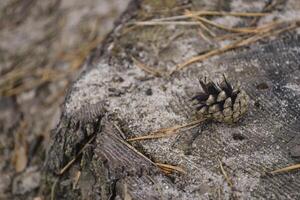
270;163;300;174
59;135;96;175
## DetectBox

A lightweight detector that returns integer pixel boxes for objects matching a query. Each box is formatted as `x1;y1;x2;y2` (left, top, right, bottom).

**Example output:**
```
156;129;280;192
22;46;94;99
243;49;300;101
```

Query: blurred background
0;0;129;199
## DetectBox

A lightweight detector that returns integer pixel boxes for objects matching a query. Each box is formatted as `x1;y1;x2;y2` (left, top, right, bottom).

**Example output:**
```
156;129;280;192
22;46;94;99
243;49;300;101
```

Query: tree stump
46;0;300;199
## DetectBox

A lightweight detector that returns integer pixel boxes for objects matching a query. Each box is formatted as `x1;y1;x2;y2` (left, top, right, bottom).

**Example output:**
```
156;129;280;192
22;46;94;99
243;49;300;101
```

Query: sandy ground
0;0;129;199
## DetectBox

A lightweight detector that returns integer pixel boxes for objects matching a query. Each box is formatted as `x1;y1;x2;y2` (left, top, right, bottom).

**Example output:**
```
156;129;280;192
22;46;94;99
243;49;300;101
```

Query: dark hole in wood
254;100;260;108
145;88;153;96
256;82;269;90
232;133;246;141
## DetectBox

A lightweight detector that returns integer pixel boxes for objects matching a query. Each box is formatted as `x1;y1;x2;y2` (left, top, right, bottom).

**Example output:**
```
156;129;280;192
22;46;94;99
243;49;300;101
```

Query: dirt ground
0;0;129;199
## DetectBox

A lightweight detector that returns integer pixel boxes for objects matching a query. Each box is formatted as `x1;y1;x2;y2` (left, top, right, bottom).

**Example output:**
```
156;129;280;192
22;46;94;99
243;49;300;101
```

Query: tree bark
45;0;300;199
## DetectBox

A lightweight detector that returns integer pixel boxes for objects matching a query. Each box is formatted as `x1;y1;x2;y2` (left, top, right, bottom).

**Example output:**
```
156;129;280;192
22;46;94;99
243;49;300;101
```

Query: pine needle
194;16;261;33
131;56;164;77
218;159;233;187
185;10;216;37
155;163;186;174
172;21;298;73
132;21;201;26
59;135;96;175
136;11;268;23
113;125;186;174
270;163;300;174
127;118;206;141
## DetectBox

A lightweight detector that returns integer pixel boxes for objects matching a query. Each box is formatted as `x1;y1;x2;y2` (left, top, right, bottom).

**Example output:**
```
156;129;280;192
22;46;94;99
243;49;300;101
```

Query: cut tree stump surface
46;0;300;199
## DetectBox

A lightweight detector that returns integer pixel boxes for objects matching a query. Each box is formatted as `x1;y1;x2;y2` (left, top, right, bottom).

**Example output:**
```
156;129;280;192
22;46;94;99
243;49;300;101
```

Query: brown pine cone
191;75;249;123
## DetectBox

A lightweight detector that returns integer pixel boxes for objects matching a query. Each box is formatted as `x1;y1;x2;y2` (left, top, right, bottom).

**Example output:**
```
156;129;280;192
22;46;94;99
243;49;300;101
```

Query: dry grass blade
173;21;298;73
59;135;96;175
127;118;206;141
270;163;300;174
131;56;163;77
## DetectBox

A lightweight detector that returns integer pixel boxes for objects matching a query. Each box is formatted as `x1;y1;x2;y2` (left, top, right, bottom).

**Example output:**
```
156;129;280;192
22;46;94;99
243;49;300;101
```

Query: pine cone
191;76;249;123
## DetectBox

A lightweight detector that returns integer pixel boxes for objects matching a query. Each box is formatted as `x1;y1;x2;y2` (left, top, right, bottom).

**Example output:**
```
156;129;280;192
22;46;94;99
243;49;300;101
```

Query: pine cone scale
192;76;249;124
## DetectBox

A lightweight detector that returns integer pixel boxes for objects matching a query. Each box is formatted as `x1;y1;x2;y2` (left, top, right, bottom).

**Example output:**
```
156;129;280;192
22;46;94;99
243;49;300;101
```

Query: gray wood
46;0;300;199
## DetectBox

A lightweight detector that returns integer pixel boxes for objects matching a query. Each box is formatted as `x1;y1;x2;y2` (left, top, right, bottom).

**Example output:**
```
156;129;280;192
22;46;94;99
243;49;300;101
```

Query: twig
58;135;96;175
131;56;163;77
127;118;206;141
270;163;300;174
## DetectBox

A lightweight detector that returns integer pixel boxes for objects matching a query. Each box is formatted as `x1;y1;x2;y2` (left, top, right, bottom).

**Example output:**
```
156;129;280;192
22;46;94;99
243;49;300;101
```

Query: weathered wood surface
46;0;300;199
